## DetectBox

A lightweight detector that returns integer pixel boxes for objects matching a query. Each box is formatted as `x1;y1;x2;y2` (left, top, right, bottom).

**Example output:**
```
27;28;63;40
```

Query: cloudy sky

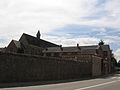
0;0;120;61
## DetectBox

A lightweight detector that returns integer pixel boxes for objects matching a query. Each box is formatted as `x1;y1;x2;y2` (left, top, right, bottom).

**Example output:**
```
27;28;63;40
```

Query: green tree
117;60;120;67
111;57;117;66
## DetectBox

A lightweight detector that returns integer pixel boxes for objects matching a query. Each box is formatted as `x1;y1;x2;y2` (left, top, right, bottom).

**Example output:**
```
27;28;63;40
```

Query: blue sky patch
0;39;7;43
49;24;120;51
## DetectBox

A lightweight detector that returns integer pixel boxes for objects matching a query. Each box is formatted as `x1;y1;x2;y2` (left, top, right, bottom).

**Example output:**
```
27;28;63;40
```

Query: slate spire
36;30;41;39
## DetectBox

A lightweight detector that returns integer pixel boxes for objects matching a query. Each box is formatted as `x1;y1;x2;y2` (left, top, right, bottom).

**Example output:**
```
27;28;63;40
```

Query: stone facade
5;32;114;78
43;45;112;74
60;54;102;76
6;40;21;53
6;33;59;55
92;55;102;76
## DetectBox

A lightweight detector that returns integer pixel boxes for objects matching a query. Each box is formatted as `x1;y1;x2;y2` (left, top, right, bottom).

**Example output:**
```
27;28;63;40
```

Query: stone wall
92;56;102;76
0;52;92;83
62;54;102;76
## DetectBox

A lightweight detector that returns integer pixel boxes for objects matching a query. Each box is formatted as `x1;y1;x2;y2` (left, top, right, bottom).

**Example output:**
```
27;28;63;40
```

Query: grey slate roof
43;47;81;53
100;45;110;51
43;45;99;53
20;33;59;48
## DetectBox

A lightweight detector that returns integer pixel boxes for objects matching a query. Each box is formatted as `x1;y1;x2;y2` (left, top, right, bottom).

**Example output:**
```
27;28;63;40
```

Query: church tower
36;30;41;39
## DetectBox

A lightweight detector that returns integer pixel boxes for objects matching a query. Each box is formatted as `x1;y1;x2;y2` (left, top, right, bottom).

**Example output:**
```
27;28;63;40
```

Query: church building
6;31;59;55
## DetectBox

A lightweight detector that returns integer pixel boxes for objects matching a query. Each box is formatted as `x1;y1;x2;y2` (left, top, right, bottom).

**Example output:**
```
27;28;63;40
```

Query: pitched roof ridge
23;33;56;44
12;40;21;48
12;39;19;42
21;33;59;47
79;45;98;47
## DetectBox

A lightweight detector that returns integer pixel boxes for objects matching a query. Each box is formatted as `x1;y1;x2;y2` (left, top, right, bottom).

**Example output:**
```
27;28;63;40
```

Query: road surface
0;73;120;90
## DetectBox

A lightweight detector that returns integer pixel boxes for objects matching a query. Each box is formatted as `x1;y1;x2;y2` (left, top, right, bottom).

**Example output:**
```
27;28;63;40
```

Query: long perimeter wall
0;52;92;83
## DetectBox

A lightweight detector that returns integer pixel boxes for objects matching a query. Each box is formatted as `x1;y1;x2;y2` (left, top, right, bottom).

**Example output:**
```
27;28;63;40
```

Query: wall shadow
0;72;118;89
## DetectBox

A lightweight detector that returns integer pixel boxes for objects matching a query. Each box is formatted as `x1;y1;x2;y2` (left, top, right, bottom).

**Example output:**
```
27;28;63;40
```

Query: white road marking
111;77;117;79
75;80;120;90
118;77;120;79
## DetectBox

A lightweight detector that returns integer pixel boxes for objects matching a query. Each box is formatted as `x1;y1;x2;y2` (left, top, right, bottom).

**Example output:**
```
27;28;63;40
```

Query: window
41;53;44;56
96;49;98;54
17;48;24;53
72;52;77;54
62;52;67;55
67;53;72;55
46;53;51;57
54;53;59;57
103;51;108;57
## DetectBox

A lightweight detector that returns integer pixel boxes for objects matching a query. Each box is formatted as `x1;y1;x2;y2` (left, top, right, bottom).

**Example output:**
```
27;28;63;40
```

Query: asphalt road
1;73;120;90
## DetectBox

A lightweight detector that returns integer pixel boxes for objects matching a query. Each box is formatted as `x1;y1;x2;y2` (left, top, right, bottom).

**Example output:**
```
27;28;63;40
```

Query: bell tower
36;30;41;39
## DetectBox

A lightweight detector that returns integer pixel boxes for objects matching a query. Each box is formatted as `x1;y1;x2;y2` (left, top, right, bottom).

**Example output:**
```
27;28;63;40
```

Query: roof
79;45;99;49
0;48;4;51
100;45;110;51
43;47;81;53
20;33;59;48
0;47;6;52
43;45;99;53
12;40;21;48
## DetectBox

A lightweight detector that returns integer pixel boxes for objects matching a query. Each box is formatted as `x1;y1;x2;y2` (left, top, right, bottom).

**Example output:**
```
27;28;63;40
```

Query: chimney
60;45;63;51
77;43;81;50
